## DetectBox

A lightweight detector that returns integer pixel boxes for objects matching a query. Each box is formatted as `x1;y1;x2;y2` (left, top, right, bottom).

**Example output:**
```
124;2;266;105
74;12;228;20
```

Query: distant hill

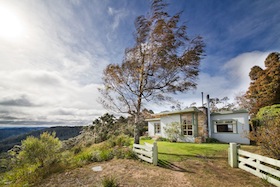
0;126;83;153
0;127;45;141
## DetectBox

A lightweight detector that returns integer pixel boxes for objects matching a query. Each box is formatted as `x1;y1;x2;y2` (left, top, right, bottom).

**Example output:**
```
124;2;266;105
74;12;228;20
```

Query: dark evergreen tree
246;52;280;116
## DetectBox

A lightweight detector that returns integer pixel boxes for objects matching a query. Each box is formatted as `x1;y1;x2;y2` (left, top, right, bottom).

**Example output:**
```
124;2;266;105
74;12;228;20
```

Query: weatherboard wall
160;114;181;138
148;120;160;137
211;112;250;144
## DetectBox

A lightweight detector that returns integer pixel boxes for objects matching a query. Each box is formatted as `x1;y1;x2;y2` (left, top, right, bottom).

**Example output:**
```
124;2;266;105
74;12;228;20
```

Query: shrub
140;136;152;140
157;137;169;142
106;134;131;148
73;147;82;155
206;138;220;143
91;149;114;162
91;151;101;162
77;151;93;163
163;122;182;142
99;149;114;161
250;107;280;159
113;147;137;159
18;132;62;167
101;176;118;187
3;132;64;186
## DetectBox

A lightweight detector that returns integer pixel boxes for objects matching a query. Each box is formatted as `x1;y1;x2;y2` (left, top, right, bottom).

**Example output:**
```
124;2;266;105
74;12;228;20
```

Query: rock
92;166;102;172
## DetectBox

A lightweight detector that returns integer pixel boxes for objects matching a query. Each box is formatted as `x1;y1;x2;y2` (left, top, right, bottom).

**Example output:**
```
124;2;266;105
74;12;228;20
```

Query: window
154;123;160;134
214;120;237;133
182;115;193;136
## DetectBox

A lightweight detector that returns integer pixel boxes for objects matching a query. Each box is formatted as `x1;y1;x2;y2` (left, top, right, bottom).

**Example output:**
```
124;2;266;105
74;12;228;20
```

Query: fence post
228;142;238;168
153;141;158;166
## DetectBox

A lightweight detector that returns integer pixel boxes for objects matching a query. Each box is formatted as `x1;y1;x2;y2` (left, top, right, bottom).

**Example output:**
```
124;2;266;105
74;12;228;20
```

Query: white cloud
0;0;278;125
107;7;129;31
148;51;271;113
0;69;105;123
0;1;117;126
223;51;269;92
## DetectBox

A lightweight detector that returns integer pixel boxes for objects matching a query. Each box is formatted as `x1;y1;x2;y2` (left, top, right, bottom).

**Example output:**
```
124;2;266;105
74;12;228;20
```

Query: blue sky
0;0;279;126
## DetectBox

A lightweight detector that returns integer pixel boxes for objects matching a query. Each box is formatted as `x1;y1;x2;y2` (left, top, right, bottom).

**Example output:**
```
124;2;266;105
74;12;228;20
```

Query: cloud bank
0;0;279;125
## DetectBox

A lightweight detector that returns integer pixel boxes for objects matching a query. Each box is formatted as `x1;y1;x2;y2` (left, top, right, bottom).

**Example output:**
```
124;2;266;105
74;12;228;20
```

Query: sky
0;0;279;127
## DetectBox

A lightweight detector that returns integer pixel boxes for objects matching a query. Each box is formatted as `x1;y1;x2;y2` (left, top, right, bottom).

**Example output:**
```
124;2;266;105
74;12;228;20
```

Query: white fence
133;141;158;166
229;142;280;187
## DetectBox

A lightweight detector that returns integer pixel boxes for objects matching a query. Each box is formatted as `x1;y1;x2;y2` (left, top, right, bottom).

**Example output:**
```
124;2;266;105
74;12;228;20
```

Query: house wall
160;114;181;138
211;113;250;144
147;110;209;143
161;114;195;142
148;120;160;136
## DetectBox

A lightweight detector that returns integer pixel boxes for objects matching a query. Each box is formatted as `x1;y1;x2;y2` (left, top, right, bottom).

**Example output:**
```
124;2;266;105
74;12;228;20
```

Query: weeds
101;175;118;187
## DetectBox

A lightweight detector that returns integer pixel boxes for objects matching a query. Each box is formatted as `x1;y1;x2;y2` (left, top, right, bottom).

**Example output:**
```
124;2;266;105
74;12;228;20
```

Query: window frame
181;114;194;136
154;122;161;134
213;120;237;134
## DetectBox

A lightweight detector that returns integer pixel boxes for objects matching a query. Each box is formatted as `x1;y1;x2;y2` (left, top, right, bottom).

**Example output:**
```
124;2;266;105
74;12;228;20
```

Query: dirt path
38;159;191;187
38;158;273;187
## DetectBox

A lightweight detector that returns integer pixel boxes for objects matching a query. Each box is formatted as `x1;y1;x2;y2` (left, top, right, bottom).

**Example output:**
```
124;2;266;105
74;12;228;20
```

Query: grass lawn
137;140;273;187
140;139;229;162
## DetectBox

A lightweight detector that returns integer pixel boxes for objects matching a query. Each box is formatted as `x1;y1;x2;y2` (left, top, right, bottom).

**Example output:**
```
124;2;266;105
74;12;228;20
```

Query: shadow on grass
159;152;227;160
157;159;192;172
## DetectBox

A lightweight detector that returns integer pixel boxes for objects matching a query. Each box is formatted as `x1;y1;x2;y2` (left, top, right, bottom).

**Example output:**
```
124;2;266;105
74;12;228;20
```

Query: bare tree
99;0;205;144
234;91;251;111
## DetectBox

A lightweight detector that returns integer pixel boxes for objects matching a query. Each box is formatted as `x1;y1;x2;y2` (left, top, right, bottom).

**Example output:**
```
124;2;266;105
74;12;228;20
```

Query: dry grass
38;155;273;187
36;141;274;187
37;159;191;187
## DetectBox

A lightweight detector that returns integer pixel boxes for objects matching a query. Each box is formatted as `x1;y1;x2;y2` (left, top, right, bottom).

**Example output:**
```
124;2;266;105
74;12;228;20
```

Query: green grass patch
140;140;228;162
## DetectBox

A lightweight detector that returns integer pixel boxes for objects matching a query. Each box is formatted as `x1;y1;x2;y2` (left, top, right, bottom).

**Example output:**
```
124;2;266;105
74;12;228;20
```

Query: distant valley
0;126;83;153
0;127;45;141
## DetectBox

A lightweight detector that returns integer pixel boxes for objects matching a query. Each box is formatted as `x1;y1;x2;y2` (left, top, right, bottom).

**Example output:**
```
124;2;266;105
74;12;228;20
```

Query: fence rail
229;142;280;187
133;142;158;166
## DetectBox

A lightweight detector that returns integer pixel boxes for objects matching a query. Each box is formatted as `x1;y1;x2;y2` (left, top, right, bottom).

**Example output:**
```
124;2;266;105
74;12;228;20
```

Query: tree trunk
134;46;145;144
134;114;140;144
134;123;140;144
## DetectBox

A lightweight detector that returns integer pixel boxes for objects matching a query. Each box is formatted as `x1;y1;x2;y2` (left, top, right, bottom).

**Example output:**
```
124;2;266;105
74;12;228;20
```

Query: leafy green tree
246;52;280;116
92;113;117;143
89;113;136;144
99;0;205;144
249;105;280;159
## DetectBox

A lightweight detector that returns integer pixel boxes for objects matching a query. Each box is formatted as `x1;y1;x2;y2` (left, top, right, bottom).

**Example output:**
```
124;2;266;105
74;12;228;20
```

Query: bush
140;136;152;140
76;136;135;164
73;147;82;155
101;175;118;187
77;151;93;164
99;149;114;161
206;138;220;143
2;132;64;186
157;137;169;142
106;134;131;148
163;122;182;142
250;108;280;159
18;132;62;167
113;147;137;159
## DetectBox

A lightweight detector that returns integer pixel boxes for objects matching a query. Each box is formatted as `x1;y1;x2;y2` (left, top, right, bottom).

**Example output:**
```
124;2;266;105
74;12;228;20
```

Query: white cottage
210;110;250;144
146;107;250;144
